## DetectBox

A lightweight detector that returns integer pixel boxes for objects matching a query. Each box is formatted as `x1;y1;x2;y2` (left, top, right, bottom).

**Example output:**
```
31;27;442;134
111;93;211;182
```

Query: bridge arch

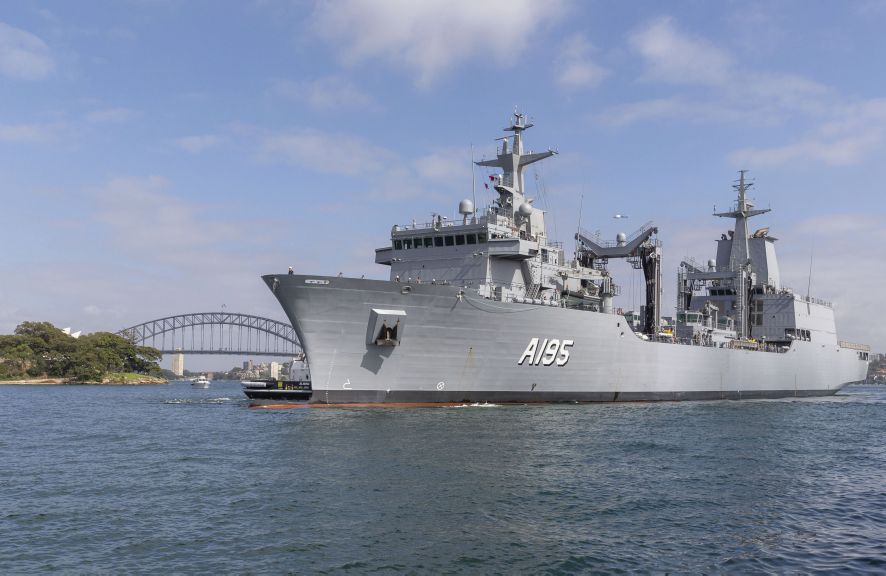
117;312;301;356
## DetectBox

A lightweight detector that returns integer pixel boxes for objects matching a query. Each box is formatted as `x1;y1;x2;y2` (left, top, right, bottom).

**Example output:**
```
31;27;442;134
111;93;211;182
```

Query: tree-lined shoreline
0;322;166;384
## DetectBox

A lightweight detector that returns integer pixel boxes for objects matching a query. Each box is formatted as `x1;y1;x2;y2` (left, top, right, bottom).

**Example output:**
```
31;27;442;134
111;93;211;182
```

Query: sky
1;0;885;370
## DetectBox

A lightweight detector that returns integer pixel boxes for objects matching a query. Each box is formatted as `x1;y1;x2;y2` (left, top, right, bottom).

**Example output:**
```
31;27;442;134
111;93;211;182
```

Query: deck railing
839;341;870;351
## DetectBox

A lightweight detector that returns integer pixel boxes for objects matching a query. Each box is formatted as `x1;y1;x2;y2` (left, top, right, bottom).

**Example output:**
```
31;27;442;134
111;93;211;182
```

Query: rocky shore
1;374;167;385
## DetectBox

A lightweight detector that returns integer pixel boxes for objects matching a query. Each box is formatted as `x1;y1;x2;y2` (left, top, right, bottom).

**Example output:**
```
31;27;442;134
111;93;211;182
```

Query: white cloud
629;16;732;86
609;16;886;167
271;76;373;110
731;99;886;166
174;134;226;153
612;17;831;127
107;27;137;41
3;174;297;336
310;0;568;88
414;147;471;181
742;72;830;116
83;304;102;315
780;214;886;349
94;176;218;264
0;21;54;80
35;9;56;22
597;98;684;126
256;125;475;203
854;0;886;15
554;33;608;90
86;107;139;123
0;122;60;143
259;128;396;175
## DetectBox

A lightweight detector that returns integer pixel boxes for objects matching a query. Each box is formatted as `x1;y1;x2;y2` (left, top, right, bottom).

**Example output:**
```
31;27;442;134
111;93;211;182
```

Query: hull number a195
518;338;575;366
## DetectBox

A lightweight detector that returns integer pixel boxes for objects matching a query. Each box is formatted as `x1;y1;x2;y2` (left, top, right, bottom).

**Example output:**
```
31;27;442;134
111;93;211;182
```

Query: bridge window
751;300;764;326
466;234;477;245
445;236;455;247
403;238;412;249
423;237;433;248
413;237;423;249
455;235;466;246
478;232;487;243
434;236;444;247
394;239;402;250
786;328;812;341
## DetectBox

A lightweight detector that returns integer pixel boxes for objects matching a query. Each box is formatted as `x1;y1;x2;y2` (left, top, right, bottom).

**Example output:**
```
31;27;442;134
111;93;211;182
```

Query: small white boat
192;375;210;388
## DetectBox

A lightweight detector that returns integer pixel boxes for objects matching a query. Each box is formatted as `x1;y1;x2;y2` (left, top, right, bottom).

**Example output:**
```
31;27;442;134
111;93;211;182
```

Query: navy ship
261;112;869;404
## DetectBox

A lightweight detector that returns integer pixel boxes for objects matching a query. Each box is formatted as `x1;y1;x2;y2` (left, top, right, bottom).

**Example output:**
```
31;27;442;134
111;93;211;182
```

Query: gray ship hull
265;275;868;404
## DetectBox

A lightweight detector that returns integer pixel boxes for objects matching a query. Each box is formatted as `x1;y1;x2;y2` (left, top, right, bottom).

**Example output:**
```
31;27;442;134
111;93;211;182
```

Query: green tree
6;343;35;375
2;322;163;381
77;332;163;376
0;336;31;378
0;322;162;382
67;347;105;382
14;322;77;377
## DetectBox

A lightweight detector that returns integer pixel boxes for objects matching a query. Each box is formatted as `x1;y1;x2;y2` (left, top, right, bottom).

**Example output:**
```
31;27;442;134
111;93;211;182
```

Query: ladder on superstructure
525;283;543;300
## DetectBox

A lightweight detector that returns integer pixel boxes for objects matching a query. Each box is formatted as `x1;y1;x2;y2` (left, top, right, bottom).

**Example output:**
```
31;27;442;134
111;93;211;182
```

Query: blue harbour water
1;382;884;574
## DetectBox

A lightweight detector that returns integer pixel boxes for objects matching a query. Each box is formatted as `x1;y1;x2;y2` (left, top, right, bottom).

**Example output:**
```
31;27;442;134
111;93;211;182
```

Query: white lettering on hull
518;338;574;366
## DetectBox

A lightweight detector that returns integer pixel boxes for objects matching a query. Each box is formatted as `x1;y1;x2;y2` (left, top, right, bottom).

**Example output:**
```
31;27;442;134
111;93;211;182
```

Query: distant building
243;359;253;370
623;310;641;331
172;351;184;377
270;361;280;379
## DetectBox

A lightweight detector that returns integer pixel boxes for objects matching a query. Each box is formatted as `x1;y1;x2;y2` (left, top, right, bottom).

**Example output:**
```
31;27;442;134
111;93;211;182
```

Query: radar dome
616;232;627;244
708;259;716;270
458;199;474;215
518;203;533;217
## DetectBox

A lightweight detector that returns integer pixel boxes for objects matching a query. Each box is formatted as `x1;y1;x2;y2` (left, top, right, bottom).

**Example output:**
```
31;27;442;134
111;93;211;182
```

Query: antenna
470;143;477;220
575;192;584;262
806;248;814;314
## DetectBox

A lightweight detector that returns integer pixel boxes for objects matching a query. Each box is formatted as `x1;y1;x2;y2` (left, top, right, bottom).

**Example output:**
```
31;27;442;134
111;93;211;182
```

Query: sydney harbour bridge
117;312;301;359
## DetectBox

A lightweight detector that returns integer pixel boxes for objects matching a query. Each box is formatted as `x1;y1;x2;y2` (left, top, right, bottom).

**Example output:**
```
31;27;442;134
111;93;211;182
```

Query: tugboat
241;357;311;402
261;111;869;404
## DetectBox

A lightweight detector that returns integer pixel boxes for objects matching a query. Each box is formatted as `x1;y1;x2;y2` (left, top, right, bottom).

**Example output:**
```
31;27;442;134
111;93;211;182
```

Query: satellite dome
708;259;717;270
616;232;627;244
518;202;533;217
459;199;474;215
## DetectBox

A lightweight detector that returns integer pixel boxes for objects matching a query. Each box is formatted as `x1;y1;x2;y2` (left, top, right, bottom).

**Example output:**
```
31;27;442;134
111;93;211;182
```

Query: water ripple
0;383;883;573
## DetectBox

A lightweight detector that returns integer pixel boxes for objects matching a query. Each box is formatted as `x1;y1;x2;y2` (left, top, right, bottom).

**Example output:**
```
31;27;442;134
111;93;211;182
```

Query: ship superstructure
676;172;850;352
374;113;663;337
260;112;869;404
